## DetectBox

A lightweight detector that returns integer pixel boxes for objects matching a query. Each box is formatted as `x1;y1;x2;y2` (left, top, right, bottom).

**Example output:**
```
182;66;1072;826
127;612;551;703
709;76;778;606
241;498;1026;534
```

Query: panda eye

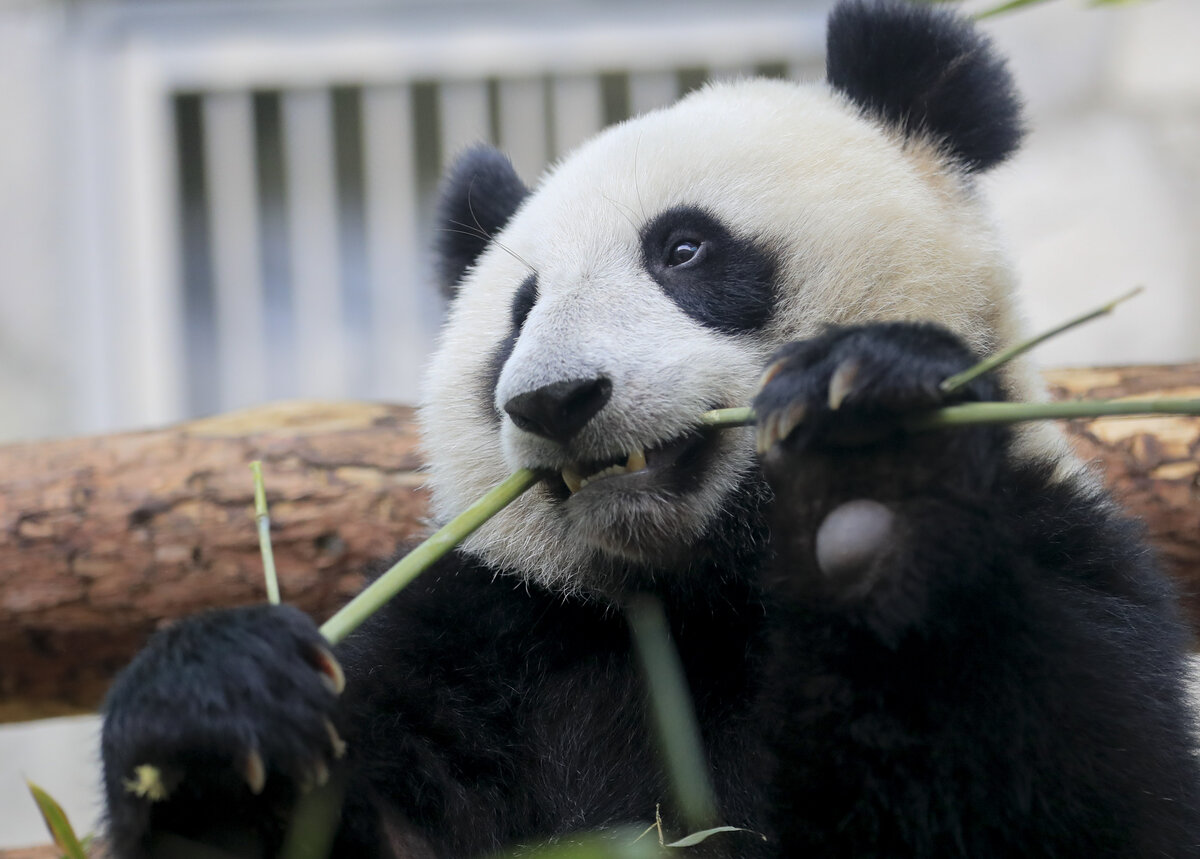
667;238;705;268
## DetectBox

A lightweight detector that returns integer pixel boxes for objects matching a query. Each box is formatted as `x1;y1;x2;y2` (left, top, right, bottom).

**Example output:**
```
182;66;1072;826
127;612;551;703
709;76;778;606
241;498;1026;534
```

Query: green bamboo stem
250;461;281;606
320;467;540;645
626;595;719;833
320;397;1200;644
699;407;755;428
906;398;1200;430
700;397;1200;430
939;286;1143;395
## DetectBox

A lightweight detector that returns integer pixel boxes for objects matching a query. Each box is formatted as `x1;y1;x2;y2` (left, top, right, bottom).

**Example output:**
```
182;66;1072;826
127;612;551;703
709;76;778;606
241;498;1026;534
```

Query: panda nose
503;377;613;444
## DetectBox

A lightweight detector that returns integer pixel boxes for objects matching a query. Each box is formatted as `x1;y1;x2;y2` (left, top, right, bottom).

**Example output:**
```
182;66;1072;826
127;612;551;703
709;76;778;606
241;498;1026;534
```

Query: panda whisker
464;176;538;275
600;194;641;234
632;133;647;220
441;220;537;276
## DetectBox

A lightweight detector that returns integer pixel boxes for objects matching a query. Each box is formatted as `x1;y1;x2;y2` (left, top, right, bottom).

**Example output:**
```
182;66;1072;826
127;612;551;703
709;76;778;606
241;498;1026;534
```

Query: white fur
421;77;1062;593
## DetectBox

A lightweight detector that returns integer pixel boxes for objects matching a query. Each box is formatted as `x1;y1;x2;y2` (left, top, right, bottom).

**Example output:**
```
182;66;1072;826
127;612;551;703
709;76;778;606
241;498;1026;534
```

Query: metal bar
202;90;268;409
628;70;679;116
496;77;547;183
148;11;826;90
281;87;346;397
116;47;187;425
361;84;428;403
550;74;603;159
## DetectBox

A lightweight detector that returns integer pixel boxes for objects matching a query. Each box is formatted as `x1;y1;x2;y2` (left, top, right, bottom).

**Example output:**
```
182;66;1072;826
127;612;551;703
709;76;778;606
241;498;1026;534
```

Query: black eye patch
479;274;538;424
640;205;777;334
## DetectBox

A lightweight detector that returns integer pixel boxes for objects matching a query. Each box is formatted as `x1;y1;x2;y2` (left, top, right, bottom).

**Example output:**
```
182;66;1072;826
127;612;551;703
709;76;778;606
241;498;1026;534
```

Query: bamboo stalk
700;398;1200;431
250;461;281;605
939;287;1143;395
321;397;1200;644
319;468;540;644
627;595;719;833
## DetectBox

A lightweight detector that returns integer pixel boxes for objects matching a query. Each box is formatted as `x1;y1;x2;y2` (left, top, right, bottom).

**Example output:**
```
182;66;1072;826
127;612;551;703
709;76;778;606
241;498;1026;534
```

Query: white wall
0;716;102;849
988;0;1200;367
0;1;70;442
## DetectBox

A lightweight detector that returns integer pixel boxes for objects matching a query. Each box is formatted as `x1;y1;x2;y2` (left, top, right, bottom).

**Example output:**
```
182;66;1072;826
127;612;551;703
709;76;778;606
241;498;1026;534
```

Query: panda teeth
562;448;648;494
579;464;627;490
562;467;584;493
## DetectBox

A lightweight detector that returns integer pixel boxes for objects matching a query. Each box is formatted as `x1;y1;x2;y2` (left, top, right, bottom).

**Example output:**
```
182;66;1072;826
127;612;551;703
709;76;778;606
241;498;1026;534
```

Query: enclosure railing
65;2;825;433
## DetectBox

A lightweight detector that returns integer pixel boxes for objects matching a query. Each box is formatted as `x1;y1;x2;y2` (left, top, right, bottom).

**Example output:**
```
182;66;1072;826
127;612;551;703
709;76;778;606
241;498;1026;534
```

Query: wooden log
2;367;1199;719
0;401;426;721
1043;364;1200;627
0;847;59;859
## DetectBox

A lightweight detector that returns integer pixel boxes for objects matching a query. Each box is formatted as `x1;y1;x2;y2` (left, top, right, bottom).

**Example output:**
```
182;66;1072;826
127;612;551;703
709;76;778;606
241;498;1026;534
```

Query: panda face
422;78;1025;595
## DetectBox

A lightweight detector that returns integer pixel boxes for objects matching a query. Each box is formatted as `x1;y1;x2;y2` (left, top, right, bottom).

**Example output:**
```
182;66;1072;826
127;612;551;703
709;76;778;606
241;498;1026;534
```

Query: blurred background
1;0;1198;848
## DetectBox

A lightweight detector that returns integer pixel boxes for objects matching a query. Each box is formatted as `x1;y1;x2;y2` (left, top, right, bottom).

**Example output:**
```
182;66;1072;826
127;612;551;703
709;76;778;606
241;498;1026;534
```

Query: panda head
421;0;1029;596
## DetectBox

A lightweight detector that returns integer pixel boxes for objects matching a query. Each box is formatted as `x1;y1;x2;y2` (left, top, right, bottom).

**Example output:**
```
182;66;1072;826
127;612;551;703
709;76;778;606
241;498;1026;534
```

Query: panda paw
752;321;998;456
101;605;346;818
752;322;1007;593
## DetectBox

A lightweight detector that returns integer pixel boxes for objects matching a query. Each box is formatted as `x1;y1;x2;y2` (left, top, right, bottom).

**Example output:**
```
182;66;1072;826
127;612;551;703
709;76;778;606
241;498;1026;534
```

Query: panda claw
756;357;789;394
325;719;347;759
302;759;330;793
776;403;807;446
243;749;266;795
756;411;781;455
311;643;345;695
756;403;808;455
827;357;861;410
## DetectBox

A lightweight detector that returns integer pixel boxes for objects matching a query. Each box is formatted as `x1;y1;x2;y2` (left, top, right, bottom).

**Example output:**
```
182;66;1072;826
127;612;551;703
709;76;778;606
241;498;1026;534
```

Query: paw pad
815;499;895;593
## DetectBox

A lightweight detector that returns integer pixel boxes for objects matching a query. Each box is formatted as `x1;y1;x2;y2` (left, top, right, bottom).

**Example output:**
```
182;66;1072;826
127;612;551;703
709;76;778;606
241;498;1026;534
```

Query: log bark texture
2;368;1200;720
0;847;58;859
0;402;426;721
1043;364;1200;624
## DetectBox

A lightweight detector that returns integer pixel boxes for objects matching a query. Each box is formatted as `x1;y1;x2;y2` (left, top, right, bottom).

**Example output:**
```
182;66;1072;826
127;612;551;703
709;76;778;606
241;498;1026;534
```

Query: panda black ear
434;145;530;297
825;0;1023;173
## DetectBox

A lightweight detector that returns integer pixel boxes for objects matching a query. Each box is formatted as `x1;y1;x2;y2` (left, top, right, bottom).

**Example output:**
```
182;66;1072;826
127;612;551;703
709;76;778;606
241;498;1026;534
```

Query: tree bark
0;401;426;721
2;368;1199;719
0;847;58;859
1043;364;1200;624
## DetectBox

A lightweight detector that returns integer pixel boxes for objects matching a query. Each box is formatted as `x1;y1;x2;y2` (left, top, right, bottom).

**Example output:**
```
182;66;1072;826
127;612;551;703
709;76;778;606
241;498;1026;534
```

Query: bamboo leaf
26;780;88;859
497;829;663;858
974;0;1054;19
665;826;761;848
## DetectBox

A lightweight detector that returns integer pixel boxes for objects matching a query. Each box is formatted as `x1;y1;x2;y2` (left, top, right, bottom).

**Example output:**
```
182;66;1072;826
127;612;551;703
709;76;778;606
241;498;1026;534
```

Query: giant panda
100;1;1200;856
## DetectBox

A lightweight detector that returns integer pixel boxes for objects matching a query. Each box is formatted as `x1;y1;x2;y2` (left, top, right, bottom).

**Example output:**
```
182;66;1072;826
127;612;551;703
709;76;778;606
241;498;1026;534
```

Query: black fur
753;324;1200;856
434;145;529;296
641;205;777;334
103;552;776;858
101;322;1200;857
101;605;342;857
479;273;538;423
826;0;1023;172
